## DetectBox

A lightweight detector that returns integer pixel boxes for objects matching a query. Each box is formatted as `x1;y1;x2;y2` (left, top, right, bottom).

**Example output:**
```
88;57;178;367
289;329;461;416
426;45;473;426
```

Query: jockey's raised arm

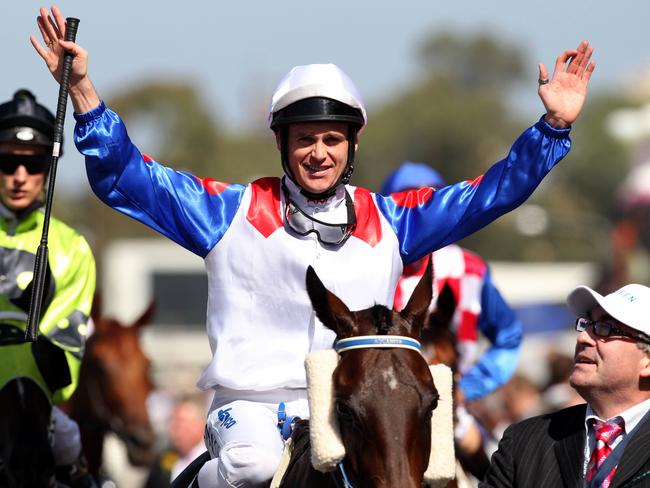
32;6;595;486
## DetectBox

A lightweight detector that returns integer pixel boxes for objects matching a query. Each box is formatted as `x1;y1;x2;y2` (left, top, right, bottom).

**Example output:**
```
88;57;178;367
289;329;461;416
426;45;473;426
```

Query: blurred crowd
469;349;584;458
141;391;211;488
134;345;588;488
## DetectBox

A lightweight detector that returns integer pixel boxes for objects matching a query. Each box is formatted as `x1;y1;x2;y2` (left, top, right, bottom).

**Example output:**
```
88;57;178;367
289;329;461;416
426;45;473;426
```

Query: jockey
0;89;96;483
32;7;594;487
381;161;523;402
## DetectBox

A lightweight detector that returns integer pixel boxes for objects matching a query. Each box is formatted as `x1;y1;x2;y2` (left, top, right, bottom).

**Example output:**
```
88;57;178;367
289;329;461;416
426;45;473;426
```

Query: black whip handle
25;17;80;342
52;17;79;150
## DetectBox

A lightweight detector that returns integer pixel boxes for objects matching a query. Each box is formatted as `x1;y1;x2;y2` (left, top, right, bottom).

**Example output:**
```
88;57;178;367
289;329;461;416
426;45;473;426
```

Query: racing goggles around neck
0;154;50;175
575;317;650;344
284;188;357;246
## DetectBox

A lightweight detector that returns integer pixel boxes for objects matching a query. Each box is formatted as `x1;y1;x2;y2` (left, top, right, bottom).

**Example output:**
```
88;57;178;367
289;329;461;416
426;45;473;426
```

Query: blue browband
334;335;422;354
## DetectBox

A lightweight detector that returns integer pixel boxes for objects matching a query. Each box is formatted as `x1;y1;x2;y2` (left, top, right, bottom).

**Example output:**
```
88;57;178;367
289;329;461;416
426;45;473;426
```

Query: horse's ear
305;266;355;337
91;292;102;323
400;257;433;335
429;282;456;331
133;300;156;330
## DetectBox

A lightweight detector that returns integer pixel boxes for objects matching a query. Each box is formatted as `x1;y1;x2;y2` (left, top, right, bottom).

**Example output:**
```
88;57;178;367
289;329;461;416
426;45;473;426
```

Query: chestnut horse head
65;298;156;479
421;281;493;484
293;263;439;488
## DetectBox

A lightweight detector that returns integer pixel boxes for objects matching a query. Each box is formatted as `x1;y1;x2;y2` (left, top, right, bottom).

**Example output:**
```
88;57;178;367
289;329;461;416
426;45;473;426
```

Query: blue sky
4;1;650;193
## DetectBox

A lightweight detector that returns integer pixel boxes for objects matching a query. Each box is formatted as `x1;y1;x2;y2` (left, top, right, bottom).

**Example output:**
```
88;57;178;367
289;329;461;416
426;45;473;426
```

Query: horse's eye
429;393;440;412
335;401;353;420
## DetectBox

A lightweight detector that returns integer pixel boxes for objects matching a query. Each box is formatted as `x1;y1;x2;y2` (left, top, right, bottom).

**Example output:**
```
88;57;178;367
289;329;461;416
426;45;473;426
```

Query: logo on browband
334;335;422;354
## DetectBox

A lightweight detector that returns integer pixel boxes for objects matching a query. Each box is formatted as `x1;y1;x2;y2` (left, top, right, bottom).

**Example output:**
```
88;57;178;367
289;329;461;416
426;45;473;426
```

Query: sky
4;1;650;195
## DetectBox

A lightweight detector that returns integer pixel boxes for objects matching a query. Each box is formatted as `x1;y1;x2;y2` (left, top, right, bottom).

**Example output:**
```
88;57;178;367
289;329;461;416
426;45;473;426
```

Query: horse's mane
288;420;311;459
279;420;331;486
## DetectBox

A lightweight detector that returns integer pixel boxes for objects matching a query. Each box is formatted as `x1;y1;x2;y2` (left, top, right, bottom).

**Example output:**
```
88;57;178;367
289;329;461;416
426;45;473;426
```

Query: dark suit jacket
479;403;650;488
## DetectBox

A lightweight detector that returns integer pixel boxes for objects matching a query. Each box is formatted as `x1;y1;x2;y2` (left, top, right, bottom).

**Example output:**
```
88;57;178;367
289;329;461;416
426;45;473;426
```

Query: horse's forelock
371;305;393;335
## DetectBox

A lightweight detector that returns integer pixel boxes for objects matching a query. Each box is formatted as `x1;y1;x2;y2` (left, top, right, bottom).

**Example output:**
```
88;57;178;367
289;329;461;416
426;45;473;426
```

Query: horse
0;325;58;488
422;282;492;486
62;297;157;481
278;265;442;488
171;263;455;488
0;376;55;487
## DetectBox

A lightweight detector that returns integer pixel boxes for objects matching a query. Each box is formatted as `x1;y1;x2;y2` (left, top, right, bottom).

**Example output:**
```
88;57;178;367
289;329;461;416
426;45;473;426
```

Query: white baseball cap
566;284;650;337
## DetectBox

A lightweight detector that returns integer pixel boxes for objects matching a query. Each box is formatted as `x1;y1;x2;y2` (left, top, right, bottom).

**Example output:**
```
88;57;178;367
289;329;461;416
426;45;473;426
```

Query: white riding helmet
269;64;367;197
269;63;367;130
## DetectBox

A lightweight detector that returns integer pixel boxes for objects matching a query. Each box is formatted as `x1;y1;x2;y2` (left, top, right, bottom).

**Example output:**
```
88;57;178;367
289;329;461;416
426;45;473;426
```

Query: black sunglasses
0;154;50;175
575;317;650;344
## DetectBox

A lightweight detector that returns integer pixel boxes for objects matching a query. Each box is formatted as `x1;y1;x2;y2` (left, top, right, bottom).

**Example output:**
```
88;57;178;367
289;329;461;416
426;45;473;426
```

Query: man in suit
481;283;650;488
145;394;208;487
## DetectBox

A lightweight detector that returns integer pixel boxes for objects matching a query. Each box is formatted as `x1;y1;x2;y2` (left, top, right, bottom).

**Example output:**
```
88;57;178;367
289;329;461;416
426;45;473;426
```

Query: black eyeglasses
575;317;650;344
0;154;50;175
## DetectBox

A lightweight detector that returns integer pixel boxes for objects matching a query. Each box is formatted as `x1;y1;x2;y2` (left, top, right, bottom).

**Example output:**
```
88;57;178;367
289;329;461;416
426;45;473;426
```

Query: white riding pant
50;405;82;466
197;387;309;488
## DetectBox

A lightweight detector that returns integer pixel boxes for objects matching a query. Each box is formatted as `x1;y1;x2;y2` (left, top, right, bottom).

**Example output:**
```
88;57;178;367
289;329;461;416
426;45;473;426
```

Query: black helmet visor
270;97;364;129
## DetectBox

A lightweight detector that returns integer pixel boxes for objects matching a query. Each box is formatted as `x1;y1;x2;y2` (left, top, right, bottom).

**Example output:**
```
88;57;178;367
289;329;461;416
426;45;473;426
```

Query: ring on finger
538;78;550;85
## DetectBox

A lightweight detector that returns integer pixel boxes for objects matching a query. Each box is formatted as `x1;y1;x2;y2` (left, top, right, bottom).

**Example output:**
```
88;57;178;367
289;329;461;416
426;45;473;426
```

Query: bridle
334;335;421;354
330;335;423;488
82;355;130;439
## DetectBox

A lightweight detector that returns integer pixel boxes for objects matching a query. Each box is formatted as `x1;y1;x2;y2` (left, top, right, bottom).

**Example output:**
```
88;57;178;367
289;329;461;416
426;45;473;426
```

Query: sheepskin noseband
304;348;455;487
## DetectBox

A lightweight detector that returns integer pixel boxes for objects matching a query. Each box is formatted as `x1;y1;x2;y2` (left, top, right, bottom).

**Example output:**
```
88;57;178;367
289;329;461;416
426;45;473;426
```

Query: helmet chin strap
280;126;357;201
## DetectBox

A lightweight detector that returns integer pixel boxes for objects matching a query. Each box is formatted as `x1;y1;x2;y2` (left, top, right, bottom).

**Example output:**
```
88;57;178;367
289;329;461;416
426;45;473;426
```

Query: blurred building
102;239;211;393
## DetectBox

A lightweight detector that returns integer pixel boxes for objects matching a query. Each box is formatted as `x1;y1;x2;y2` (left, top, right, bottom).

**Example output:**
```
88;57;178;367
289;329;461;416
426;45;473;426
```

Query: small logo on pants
217;407;237;429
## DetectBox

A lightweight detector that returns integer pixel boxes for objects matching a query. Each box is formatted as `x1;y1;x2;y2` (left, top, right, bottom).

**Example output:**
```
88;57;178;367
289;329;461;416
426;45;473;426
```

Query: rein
83;359;128;437
329;334;422;488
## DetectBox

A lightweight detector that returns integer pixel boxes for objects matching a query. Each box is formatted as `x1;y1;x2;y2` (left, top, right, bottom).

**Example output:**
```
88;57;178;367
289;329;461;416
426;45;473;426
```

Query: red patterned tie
586;417;625;487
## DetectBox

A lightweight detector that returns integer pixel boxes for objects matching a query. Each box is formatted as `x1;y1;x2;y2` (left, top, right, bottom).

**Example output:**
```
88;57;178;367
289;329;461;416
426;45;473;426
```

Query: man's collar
585;398;650;434
0;199;43;234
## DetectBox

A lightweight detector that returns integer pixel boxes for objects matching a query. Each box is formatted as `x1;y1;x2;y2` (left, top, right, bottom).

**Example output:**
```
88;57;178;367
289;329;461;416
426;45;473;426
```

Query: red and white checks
586;417;625;487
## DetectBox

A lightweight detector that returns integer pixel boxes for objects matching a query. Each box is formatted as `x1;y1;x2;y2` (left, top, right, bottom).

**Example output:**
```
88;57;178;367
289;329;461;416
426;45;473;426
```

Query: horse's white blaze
381;366;399;390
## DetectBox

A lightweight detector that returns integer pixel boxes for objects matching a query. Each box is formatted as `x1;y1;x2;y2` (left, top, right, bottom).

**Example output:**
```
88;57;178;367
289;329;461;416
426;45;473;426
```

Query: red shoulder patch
352;188;382;247
142;153;154;164
390;187;434;209
247;177;283;238
466;174;484;187
195;177;231;195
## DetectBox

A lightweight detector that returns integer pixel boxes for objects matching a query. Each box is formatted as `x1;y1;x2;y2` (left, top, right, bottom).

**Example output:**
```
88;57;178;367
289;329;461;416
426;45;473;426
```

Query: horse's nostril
128;425;155;448
126;443;156;467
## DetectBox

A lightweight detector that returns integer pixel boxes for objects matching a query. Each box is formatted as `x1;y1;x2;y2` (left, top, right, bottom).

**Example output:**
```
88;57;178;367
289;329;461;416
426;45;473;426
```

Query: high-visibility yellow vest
0;207;96;403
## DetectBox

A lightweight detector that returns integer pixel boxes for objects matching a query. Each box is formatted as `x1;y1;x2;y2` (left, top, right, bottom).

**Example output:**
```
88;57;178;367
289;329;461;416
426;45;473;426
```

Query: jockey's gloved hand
454;404;477;441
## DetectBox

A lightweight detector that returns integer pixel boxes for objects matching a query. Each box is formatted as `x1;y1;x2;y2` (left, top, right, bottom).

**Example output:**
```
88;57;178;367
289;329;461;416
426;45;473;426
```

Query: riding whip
25;17;80;342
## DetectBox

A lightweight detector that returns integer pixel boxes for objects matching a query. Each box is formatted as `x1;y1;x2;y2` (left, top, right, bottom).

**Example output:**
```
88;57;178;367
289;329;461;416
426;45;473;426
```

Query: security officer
0;89;96;486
